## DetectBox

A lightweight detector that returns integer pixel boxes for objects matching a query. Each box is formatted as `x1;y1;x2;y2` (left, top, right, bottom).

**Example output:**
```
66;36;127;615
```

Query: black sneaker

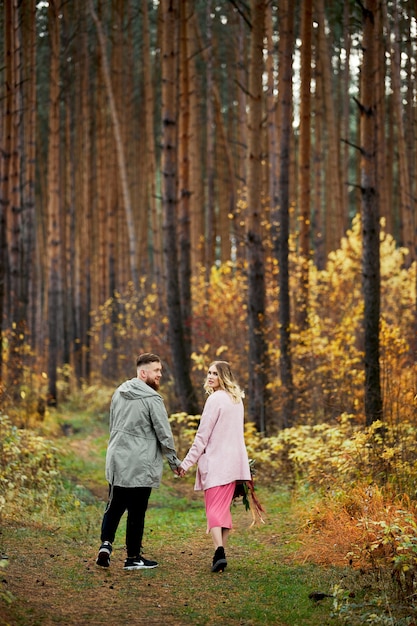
211;546;227;572
123;556;158;570
96;541;112;567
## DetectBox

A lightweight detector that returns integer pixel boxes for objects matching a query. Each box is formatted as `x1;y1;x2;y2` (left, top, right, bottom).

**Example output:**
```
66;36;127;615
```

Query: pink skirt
204;482;236;532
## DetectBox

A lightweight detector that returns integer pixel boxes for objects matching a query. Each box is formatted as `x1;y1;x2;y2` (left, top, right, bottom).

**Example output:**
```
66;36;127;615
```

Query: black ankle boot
211;546;227;572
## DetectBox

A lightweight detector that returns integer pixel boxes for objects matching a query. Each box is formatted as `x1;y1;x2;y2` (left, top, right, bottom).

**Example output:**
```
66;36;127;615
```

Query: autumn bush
0;412;61;518
169;413;417;496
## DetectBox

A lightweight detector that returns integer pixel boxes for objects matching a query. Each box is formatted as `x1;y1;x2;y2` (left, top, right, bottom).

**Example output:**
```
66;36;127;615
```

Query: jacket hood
118;377;160;400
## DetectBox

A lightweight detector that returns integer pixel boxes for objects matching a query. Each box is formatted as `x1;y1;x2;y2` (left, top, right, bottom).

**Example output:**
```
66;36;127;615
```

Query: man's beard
146;378;159;391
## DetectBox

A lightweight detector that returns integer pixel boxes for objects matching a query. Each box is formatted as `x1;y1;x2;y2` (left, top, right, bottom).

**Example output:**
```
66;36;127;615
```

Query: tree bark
178;0;193;364
316;0;345;254
385;1;415;267
204;0;215;273
161;0;198;414
46;0;63;405
360;0;383;426
297;0;313;330
274;0;295;428
246;0;269;432
143;0;163;291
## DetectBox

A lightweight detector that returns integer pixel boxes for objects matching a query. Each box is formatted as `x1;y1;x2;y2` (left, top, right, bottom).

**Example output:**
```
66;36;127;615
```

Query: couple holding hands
96;353;252;573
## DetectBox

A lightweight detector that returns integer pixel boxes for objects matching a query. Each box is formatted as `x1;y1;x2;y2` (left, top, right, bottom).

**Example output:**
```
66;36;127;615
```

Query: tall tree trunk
360;0;383;426
265;1;278;260
1;1;14;386
274;0;295;428
178;0;193;363
234;13;248;263
188;6;204;269
312;29;325;270
22;0;37;359
340;0;351;230
386;1;415;267
316;0;344;253
161;0;198;414
5;0;28;395
297;0;313;329
2;0;37;395
205;0;215;273
246;0;269;433
0;0;14;385
73;0;91;384
46;0;63;405
143;0;163;290
375;1;389;234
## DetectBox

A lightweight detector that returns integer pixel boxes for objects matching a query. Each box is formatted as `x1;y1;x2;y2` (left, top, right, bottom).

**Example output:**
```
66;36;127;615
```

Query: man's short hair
136;353;161;368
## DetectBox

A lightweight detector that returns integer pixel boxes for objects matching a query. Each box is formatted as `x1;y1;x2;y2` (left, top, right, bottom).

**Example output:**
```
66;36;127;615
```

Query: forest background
1;0;416;430
1;0;417;622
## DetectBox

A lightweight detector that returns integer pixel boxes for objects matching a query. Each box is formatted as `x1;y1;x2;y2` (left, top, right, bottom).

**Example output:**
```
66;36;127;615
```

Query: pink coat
180;390;251;491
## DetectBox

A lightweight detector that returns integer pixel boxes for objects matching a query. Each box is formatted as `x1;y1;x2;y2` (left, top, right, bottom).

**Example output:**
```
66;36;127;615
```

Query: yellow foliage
170;412;417;498
0;413;60;516
83;213;415;430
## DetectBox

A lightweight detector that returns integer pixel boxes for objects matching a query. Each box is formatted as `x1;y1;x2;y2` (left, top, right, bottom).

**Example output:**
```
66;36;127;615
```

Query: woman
179;361;251;572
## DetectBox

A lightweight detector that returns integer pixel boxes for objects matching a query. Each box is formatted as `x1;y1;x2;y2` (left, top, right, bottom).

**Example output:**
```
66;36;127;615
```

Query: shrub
0;413;61;517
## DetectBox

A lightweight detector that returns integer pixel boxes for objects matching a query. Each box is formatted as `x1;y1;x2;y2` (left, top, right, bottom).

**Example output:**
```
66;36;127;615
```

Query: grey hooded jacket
105;377;181;487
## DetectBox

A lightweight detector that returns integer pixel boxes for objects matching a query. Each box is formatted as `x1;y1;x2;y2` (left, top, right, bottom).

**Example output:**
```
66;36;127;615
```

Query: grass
0;403;347;625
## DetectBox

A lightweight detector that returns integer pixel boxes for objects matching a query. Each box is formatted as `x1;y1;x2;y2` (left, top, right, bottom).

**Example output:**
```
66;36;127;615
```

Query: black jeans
100;485;152;557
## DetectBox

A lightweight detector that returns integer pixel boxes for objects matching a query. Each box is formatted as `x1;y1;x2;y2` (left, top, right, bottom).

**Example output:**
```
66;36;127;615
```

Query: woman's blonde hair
204;360;244;403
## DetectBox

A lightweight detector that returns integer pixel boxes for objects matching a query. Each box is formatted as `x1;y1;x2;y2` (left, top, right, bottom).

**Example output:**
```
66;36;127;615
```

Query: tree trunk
204;0;215;273
46;0;63;405
375;2;389;234
73;0;91;384
188;6;204;269
297;0;313;330
19;0;37;360
178;0;193;363
246;0;269;433
360;0;383;426
161;0;198;414
312;29;325;270
386;1;415;267
0;1;14;385
316;0;344;254
274;0;295;428
143;0;163;291
234;13;248;263
1;0;14;386
265;1;278;261
4;0;34;395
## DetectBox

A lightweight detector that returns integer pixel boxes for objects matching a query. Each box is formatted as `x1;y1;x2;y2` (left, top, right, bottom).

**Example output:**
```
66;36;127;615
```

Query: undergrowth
1;398;417;624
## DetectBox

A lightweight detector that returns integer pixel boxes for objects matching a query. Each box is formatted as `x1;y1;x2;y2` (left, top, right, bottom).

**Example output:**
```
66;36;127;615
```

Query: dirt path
1;518;215;625
1;494;285;626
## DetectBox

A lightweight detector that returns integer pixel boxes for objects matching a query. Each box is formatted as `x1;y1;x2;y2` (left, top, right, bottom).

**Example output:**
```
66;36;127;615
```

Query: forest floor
0;410;388;626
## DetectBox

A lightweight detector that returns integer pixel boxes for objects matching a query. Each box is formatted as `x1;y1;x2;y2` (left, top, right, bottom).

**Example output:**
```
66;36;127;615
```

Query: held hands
173;465;186;477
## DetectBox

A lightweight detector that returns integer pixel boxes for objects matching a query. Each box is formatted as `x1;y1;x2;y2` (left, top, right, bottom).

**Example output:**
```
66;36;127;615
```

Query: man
96;353;181;570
